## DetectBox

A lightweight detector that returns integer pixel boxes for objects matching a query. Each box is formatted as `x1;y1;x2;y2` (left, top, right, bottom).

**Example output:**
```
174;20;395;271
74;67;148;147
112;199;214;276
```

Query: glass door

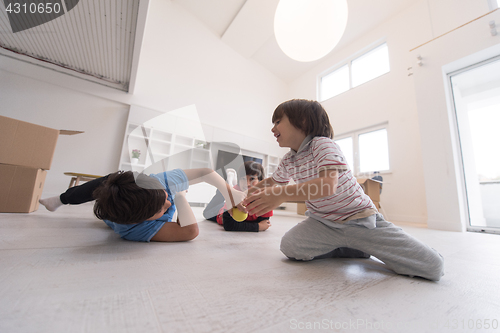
450;56;500;234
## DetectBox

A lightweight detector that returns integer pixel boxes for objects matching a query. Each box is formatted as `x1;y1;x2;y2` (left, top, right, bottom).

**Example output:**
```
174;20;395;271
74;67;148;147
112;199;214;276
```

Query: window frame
487;0;499;10
334;123;391;177
317;40;390;102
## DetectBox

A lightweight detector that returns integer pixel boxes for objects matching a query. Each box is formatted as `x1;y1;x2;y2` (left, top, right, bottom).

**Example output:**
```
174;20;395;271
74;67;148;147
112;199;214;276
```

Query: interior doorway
449;55;500;234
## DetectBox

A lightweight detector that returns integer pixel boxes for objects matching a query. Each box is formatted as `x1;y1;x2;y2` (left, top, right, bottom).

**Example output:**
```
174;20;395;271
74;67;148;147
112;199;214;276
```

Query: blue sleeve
166;169;189;195
150;169;189;197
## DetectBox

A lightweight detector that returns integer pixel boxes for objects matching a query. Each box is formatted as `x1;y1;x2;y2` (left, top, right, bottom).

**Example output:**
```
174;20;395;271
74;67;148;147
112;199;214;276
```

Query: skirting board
382;213;427;225
426;219;465;232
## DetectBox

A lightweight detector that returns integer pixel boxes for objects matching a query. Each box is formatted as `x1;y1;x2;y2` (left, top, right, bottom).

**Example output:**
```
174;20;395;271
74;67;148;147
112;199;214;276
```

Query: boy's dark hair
272;99;334;139
93;171;166;224
238;161;265;181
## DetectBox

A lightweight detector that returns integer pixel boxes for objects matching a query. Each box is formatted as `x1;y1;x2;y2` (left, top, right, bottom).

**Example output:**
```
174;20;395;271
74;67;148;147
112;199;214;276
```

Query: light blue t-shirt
104;169;189;242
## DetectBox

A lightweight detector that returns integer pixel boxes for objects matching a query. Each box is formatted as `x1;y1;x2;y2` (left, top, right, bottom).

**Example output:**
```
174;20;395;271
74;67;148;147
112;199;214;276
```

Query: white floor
1;204;499;333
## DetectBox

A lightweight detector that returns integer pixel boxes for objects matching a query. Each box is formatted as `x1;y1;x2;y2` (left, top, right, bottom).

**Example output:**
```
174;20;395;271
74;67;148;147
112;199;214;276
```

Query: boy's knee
408;250;444;281
280;233;312;261
427;252;445;281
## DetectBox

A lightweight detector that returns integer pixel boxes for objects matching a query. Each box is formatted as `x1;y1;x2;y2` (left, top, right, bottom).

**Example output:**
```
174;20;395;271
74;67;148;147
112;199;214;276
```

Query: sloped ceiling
0;0;142;91
175;0;423;82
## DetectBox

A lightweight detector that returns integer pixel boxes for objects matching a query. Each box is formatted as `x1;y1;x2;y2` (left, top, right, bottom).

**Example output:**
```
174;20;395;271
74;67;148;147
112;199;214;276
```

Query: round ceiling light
274;0;348;62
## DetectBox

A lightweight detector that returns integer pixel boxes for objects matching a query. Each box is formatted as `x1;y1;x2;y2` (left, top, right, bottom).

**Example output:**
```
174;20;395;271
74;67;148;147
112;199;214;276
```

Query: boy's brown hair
93;171;166;224
238;161;265;181
272;99;334;139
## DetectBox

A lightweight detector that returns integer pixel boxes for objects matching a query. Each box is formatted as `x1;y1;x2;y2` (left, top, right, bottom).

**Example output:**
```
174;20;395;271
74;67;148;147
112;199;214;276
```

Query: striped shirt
272;136;377;224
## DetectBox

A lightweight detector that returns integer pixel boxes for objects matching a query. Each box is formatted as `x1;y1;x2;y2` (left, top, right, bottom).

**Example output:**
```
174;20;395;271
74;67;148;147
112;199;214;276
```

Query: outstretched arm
183;168;246;210
243;169;339;217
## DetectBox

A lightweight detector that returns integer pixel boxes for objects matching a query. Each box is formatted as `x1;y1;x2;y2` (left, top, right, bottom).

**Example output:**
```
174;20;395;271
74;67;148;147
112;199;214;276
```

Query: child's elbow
182;224;199;241
187;225;199;240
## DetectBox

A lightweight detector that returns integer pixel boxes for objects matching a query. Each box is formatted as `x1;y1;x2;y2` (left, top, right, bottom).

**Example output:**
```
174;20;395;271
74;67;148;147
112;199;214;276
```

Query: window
351;43;390;87
334;125;390;176
497;0;500;8
334;137;354;169
320;65;349;101
358;129;390;173
319;42;390;101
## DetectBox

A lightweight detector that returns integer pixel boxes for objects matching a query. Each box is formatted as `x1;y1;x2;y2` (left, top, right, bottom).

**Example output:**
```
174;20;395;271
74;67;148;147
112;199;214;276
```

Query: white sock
39;196;63;212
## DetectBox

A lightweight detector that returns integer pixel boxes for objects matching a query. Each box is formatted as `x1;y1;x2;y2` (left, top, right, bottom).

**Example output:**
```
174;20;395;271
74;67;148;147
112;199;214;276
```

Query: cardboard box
357;178;382;209
0;115;82;213
297;202;306;215
0;164;47;213
0;115;82;170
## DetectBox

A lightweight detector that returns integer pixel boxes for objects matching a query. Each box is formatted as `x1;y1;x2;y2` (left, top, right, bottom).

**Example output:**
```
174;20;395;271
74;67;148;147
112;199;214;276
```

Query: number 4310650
444;319;498;330
5;2;62;14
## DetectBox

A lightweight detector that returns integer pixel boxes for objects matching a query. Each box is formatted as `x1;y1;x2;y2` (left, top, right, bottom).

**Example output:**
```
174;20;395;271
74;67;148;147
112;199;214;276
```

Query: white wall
133;0;288;142
0;70;129;196
0;0;288;197
287;0;494;227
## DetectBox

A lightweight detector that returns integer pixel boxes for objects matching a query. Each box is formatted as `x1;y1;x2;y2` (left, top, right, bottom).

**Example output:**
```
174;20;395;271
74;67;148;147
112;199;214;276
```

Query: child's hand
258;219;271;231
243;187;283;216
247;185;259;196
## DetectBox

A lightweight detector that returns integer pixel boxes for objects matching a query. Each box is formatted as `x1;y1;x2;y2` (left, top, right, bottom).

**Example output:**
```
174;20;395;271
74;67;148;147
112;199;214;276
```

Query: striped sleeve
312;137;349;172
271;154;291;184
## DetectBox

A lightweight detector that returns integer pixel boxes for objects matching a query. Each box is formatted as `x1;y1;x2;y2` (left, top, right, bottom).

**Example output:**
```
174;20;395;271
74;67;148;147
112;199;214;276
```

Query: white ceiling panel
174;0;246;37
0;0;142;91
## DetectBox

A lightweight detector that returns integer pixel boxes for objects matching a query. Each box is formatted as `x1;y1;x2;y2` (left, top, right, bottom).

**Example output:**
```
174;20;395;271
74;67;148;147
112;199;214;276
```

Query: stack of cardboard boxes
0;115;82;213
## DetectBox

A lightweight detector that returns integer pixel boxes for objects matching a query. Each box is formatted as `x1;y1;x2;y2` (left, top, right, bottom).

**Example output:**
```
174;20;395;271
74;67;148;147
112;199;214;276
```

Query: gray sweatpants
280;214;444;281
